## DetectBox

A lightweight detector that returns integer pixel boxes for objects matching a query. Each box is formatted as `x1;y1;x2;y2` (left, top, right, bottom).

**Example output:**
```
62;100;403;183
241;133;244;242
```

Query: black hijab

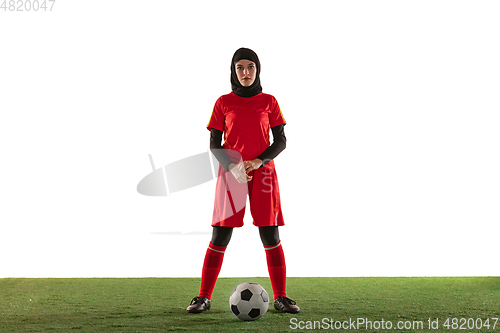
230;47;263;97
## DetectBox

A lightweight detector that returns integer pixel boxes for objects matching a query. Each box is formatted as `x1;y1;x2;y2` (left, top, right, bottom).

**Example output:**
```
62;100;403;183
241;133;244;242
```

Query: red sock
199;242;226;299
264;241;286;298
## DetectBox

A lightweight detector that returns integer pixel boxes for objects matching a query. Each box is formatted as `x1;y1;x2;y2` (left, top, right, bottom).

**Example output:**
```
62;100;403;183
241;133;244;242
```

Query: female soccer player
186;47;299;314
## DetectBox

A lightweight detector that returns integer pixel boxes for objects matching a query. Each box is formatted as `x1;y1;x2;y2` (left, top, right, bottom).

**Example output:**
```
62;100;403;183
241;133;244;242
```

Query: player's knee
211;226;233;247
259;226;280;246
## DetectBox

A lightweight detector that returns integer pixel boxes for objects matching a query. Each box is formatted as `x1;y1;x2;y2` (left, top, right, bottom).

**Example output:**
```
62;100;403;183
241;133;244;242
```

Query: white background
1;0;499;278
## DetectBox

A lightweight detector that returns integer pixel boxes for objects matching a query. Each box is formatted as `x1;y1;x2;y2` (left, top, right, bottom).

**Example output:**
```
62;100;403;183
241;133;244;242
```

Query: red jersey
206;92;287;162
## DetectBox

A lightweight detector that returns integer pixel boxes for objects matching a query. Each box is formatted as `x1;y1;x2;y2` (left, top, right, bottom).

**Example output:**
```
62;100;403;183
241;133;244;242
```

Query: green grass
1;277;499;332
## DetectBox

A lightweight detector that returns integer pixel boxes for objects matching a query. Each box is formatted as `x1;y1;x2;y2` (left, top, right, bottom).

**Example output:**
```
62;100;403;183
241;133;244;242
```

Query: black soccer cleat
186;296;211;313
274;296;300;313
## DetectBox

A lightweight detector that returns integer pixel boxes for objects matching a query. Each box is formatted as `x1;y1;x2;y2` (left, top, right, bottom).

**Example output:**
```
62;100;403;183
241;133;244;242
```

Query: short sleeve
206;96;225;132
269;96;287;128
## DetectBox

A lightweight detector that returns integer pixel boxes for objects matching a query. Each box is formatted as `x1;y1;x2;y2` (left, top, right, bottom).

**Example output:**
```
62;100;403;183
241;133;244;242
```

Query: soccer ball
229;282;269;321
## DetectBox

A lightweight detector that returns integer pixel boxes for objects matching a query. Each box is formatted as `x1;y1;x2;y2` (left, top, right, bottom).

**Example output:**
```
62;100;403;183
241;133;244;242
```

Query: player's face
235;59;257;87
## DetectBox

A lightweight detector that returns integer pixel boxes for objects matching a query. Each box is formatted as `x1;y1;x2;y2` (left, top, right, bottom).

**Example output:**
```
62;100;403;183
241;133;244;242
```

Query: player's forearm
256;124;286;167
209;128;233;172
257;142;285;166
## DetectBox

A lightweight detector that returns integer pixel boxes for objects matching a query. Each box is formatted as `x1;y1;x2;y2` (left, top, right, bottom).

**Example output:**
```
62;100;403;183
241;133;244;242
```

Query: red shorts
211;159;285;228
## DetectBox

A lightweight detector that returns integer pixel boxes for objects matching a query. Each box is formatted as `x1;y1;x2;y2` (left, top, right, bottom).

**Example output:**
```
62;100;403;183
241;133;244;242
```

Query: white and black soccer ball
229;282;269;321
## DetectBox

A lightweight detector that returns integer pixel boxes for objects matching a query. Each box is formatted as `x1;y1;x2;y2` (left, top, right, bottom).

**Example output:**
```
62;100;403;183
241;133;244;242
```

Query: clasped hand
228;159;263;183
